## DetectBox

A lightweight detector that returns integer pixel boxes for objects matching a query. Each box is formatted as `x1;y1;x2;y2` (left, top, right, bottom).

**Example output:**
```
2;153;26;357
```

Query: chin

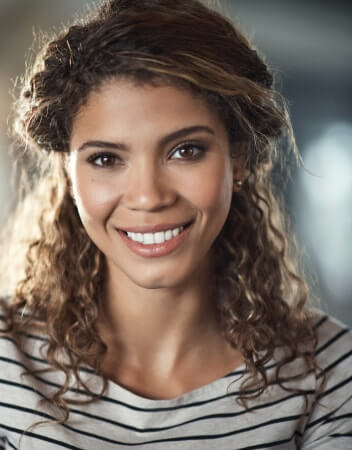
129;273;184;290
122;262;197;290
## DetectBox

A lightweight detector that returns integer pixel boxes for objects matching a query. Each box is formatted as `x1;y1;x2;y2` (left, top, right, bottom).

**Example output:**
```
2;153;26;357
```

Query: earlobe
231;146;248;192
233;179;244;190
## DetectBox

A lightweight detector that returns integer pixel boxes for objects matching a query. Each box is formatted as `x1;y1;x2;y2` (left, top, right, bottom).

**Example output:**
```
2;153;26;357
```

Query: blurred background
0;0;351;324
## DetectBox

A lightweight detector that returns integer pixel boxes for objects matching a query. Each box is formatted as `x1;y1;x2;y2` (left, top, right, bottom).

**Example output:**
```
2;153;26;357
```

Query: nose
122;160;177;211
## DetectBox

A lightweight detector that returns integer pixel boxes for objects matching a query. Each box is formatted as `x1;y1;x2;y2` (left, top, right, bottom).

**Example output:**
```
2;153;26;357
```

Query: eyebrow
76;125;215;152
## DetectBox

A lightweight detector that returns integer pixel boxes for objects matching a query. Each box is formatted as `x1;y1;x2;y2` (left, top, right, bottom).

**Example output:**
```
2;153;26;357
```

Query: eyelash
170;142;207;161
87;152;121;168
87;142;208;168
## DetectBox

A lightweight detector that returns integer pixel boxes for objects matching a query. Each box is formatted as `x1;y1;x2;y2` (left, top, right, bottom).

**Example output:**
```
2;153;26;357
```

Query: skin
68;79;245;399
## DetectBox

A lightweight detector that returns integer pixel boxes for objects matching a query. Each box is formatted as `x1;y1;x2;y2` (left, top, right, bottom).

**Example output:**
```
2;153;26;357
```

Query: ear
231;143;248;191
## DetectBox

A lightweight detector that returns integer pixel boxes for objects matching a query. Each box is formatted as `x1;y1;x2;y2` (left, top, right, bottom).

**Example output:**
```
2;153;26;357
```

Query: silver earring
235;180;243;188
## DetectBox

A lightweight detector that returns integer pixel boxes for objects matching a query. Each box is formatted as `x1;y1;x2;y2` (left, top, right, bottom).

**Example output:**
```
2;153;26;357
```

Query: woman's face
68;79;240;290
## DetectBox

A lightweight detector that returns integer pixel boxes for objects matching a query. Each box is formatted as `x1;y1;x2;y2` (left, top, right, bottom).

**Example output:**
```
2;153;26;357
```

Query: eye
87;152;122;168
170;143;207;161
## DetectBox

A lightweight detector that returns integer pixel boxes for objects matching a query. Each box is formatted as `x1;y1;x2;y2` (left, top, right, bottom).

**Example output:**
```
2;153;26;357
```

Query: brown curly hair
1;0;320;423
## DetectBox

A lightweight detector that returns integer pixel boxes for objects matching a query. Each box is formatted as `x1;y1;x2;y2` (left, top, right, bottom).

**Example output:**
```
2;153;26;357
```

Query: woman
0;0;351;448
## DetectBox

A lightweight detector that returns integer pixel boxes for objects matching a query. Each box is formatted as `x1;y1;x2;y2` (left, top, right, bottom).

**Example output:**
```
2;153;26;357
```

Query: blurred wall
0;0;351;324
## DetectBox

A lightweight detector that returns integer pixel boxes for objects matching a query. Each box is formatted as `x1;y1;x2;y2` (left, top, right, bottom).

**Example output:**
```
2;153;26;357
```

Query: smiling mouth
120;221;193;245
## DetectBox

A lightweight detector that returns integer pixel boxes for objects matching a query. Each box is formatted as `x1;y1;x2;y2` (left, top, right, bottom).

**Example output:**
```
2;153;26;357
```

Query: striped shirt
0;312;351;449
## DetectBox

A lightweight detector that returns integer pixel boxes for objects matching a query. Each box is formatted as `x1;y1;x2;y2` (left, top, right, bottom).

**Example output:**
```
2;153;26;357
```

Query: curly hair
2;0;320;423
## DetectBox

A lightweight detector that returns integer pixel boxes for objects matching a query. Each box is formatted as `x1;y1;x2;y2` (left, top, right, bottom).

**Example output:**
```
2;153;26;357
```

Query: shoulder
301;311;352;449
313;312;352;375
311;311;352;406
0;298;48;376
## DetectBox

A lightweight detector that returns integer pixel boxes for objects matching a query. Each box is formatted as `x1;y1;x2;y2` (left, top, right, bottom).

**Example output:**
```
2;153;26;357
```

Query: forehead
70;78;228;147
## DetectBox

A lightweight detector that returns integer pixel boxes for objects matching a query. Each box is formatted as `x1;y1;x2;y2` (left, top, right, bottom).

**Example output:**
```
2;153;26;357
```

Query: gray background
0;0;351;324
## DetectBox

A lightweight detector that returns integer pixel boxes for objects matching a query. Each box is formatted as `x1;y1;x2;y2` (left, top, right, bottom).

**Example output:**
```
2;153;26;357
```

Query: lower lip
117;225;193;258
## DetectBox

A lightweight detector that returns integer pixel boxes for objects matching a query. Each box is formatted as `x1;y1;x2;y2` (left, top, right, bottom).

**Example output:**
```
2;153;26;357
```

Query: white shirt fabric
0;311;351;449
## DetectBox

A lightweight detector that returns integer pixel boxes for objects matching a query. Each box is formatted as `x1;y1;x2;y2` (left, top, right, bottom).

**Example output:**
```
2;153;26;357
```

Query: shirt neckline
104;361;248;408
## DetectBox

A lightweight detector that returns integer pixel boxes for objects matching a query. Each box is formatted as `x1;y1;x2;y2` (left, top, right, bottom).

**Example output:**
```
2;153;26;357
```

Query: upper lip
118;220;193;233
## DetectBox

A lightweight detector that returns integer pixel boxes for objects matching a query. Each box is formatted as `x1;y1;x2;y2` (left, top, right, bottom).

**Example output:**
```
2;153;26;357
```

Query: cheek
71;170;120;227
181;159;233;215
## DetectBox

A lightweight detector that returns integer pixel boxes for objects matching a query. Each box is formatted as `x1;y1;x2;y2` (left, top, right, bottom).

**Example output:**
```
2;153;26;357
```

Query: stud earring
234;180;243;188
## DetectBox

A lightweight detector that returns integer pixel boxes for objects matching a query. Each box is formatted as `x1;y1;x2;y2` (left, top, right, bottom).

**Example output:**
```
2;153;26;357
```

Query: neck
99;262;221;374
97;260;244;400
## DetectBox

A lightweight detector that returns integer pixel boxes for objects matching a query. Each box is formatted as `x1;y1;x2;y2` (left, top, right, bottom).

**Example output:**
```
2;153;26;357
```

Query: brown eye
171;143;206;160
88;152;122;167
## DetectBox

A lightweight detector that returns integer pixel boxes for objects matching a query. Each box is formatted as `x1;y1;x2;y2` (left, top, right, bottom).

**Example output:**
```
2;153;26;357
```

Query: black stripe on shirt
314;315;329;330
0;357;63;390
0;375;314;434
1;402;152;447
0;351;316;415
0;357;259;411
0;335;95;374
235;431;300;450
0;435;17;450
223;360;280;379
315;329;349;356
0;356;99;396
0;378;41;396
0;425;81;450
0;336;49;366
0;361;310;416
317;349;352;379
329;432;352;437
68;390;314;433
325;412;352;423
305;401;352;429
89;414;306;446
0;401;306;447
317;375;352;400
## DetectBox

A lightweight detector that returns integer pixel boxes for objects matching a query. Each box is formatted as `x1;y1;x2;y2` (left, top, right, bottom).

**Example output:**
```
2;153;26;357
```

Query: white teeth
126;225;185;245
143;233;154;244
154;232;164;244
